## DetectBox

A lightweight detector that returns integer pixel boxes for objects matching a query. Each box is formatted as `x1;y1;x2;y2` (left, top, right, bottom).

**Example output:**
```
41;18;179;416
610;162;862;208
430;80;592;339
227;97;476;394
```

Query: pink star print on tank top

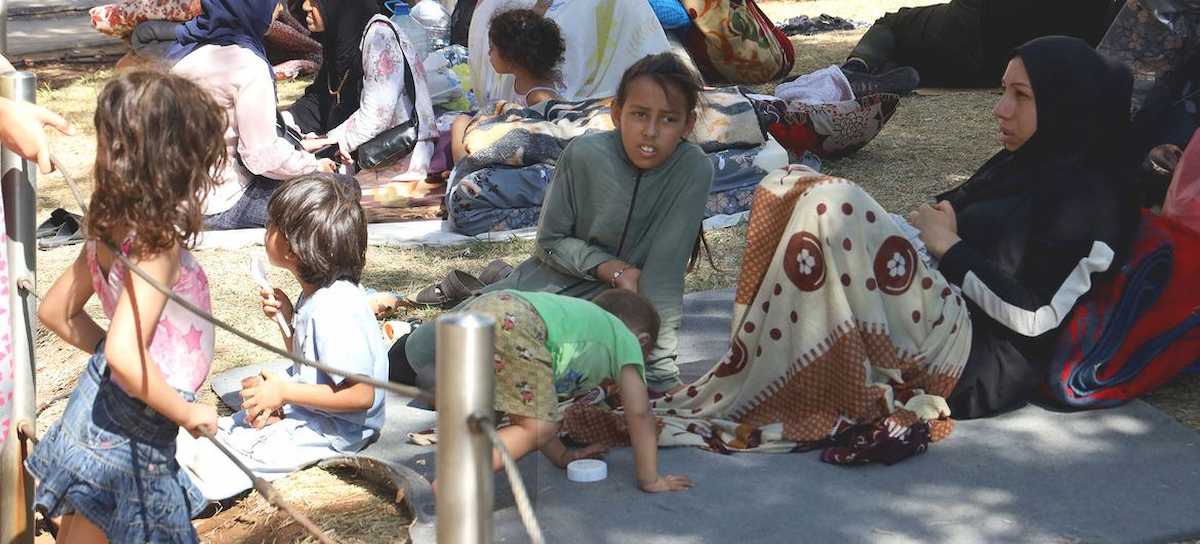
87;240;215;394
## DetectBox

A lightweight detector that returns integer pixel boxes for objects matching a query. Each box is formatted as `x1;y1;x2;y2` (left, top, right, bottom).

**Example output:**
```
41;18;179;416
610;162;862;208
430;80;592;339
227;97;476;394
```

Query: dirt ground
18;0;1199;542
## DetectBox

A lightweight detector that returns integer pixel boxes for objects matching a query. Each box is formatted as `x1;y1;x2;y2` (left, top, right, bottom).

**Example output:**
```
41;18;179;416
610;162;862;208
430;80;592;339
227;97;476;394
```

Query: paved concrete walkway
5;0;123;60
212;289;1200;543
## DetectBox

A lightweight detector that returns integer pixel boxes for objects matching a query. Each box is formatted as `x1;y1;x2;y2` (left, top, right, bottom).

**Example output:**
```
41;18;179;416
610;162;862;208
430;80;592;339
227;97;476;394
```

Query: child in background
176;173;389;501
433;289;693;493
450;8;566;163
28;71;225;543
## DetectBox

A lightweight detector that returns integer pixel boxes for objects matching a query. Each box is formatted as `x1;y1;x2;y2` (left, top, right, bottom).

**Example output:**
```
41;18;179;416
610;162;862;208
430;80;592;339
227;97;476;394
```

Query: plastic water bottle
388;2;429;61
410;0;451;52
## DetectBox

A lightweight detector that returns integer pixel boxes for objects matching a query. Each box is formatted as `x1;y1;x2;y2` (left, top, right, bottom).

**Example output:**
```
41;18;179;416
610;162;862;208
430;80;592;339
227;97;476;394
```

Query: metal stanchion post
0;71;38;544
435;313;495;544
0;0;8;57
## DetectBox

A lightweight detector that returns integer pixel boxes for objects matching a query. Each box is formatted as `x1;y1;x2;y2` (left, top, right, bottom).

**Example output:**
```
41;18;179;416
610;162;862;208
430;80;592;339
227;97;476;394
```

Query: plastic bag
1163;128;1200;232
422;46;471;109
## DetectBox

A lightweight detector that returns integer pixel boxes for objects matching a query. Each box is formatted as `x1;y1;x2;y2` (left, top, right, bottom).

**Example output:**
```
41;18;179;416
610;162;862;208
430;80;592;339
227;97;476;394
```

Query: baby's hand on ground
183;403;218;438
640;474;693;493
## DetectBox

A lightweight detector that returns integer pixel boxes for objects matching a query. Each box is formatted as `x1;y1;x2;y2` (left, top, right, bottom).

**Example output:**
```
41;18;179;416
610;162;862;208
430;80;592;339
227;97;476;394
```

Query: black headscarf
940;36;1138;228
305;0;384;131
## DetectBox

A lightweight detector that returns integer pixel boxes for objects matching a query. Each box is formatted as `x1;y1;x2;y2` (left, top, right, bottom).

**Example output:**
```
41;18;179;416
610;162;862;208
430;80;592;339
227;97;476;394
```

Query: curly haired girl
28;70;226;543
488;8;566;106
451;8;565;163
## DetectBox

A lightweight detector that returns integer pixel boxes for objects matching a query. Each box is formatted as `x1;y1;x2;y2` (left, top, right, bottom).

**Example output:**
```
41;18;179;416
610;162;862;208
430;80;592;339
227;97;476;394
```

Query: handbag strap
367;18;419;134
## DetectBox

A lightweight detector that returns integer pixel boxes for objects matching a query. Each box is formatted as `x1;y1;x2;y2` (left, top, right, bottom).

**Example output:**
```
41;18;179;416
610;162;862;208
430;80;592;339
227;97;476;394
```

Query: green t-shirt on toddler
513;290;646;400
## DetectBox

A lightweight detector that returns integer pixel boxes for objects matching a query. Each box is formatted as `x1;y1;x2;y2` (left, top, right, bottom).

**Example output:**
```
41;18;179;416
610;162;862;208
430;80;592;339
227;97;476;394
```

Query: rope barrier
474;416;546;544
16;420;38;447
198;429;335;544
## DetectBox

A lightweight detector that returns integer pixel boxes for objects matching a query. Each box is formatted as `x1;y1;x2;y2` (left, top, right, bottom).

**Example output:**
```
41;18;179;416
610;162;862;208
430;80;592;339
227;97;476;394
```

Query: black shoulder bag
352;20;421;170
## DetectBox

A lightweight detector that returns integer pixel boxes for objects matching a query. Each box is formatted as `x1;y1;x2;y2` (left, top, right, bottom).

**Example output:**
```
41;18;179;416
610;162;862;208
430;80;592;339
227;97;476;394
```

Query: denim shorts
25;349;206;543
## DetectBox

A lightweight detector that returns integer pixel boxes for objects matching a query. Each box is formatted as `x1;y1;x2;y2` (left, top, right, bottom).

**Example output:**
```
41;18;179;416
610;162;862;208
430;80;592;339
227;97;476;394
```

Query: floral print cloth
1097;0;1200;114
87;240;214;394
90;0;200;38
560;167;971;466
678;0;795;84
754;93;901;158
327;16;439;216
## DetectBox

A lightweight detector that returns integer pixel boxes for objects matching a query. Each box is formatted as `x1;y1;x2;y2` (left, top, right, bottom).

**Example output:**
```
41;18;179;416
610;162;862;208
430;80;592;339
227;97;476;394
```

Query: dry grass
195;465;412;543
20;0;1200;541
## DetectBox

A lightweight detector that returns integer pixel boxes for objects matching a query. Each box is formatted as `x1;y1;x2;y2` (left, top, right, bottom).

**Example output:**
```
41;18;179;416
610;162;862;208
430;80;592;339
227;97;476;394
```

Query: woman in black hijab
286;0;384;134
910;36;1141;418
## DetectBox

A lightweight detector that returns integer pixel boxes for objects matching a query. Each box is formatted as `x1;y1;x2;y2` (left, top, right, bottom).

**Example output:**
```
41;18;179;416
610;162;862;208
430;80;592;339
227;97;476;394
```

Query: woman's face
302;0;325;32
994;57;1037;152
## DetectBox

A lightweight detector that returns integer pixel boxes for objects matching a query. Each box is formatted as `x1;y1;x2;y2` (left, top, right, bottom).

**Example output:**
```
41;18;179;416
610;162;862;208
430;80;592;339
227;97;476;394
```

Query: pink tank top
87;240;215;394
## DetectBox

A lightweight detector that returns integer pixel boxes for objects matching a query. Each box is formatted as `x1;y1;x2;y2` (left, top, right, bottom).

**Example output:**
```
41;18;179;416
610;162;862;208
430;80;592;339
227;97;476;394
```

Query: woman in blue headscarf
170;0;338;231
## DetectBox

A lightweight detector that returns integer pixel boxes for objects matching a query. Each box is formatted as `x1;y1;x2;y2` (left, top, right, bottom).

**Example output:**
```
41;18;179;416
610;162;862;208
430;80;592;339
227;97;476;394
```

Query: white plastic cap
566;459;607;482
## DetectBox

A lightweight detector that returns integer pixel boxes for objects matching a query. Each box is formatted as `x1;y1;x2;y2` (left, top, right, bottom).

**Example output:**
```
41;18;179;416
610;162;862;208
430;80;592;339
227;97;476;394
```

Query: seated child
450;8;566;163
176;173;389;501
434;289;693;493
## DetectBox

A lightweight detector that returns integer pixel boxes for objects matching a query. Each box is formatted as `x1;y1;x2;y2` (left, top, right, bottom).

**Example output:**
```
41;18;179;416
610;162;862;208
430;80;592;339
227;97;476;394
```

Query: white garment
468;0;671;104
774;65;856;104
176;415;344;501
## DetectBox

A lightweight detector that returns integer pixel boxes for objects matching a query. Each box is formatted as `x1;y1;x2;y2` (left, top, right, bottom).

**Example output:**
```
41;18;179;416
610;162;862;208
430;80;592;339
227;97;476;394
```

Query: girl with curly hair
26;70;226;543
450;8;565;163
488;8;566;106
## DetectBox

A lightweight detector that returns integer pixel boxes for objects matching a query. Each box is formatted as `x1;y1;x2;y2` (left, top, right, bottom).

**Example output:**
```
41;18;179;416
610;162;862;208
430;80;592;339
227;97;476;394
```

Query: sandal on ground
37;216;84;250
36;208;81;240
478;259;514;285
409;269;484;308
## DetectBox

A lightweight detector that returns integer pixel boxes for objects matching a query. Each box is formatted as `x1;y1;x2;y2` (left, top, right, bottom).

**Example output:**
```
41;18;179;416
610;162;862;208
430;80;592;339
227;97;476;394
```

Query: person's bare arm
619;365;692;492
38;248;105;353
240;369;375;427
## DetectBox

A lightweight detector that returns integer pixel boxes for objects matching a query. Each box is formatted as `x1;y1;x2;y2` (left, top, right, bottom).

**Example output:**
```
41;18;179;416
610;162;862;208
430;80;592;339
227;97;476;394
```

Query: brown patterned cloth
1097;0;1200;114
561;166;971;464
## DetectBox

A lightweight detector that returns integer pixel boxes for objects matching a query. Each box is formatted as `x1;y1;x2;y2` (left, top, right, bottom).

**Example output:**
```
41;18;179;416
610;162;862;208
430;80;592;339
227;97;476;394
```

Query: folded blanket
448;142;805;236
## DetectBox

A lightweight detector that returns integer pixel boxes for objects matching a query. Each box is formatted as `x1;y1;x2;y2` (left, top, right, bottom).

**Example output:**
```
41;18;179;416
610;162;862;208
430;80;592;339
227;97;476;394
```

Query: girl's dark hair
488;9;565;82
266;173;367;287
614;52;703;114
87;70;226;257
